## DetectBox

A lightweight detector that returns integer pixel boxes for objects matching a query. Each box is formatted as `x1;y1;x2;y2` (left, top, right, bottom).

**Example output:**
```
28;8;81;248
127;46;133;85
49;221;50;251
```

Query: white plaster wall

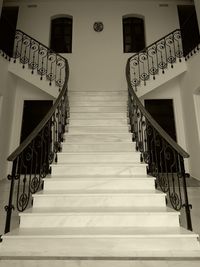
0;57;16;180
179;51;200;180
0;58;54;180
5;0;190;91
140;77;188;159
9;77;54;158
194;0;200;32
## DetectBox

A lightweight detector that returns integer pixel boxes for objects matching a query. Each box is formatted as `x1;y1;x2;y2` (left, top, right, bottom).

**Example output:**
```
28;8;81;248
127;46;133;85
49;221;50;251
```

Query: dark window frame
50;16;72;53
123;16;145;53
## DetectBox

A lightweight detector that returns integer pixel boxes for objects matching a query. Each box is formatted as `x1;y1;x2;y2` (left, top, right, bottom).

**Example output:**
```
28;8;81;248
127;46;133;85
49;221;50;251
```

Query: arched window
123;16;145;53
50;16;72;53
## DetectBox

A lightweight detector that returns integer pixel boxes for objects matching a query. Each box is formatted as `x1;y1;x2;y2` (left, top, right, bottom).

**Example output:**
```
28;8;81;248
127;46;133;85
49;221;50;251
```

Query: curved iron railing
13;30;66;88
129;29;183;90
4;30;70;234
126;55;192;231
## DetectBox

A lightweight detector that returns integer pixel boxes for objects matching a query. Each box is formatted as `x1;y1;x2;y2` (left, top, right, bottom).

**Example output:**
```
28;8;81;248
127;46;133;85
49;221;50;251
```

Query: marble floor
0;176;200;236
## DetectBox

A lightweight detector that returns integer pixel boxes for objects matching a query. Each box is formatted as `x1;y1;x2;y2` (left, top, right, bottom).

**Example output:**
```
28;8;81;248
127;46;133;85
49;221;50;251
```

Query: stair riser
33;194;166;208
43;179;156;191
70;113;128;119
57;153;140;163
70;102;127;107
19;213;180;228
61;143;135;152
67;127;129;134
69;96;128;101
69;91;127;96
51;165;147;176
70;107;127;113
2;237;199;256
69;119;128;126
64;134;132;143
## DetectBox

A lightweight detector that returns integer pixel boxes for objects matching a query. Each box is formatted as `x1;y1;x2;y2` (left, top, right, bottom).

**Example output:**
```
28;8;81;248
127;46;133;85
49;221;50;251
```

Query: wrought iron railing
13;30;66;88
185;43;200;61
4;30;69;234
129;29;183;90
126;56;192;231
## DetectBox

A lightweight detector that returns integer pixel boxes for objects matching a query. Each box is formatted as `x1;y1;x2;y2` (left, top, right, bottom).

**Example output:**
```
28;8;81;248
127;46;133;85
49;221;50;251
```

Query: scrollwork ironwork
127;43;192;230
129;29;183;91
13;30;66;89
4;30;69;234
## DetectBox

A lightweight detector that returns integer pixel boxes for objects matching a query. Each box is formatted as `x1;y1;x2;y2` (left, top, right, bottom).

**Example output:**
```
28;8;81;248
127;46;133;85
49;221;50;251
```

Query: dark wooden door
0;6;19;57
144;99;177;173
145;99;177;141
177;5;200;56
20;100;53;174
20;100;53;143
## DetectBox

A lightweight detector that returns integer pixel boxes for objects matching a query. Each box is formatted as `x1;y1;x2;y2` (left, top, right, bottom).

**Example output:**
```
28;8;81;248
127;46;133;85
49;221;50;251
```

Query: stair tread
5;227;198;238
57;152;138;155
51;163;147;166
47;174;152;179
62;144;134;146
34;189;165;196
20;206;179;215
65;133;132;135
44;176;155;180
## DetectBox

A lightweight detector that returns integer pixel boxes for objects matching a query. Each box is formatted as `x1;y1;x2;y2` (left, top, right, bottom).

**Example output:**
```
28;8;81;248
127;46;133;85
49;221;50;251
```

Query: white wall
0;57;54;180
179;51;200;180
5;0;190;91
194;0;200;32
9;77;54;157
140;77;189;173
141;77;188;150
0;57;16;180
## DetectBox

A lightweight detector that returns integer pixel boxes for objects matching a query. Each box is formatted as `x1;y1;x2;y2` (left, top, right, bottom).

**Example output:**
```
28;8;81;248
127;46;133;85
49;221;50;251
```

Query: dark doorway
20;100;53;174
144;99;177;141
20;100;53;143
144;99;177;173
50;17;72;53
0;6;19;57
177;5;200;56
123;17;145;53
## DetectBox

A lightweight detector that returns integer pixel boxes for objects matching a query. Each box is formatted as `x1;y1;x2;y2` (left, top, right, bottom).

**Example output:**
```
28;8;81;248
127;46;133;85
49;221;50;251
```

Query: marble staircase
0;90;200;266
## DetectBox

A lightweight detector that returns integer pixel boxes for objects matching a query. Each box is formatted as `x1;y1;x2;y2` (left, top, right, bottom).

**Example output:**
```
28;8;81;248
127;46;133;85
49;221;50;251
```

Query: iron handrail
126;57;189;159
7;30;69;162
128;29;180;60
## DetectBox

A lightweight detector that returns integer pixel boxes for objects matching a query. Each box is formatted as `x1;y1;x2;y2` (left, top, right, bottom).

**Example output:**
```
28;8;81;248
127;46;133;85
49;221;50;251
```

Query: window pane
50;17;72;53
123;16;145;53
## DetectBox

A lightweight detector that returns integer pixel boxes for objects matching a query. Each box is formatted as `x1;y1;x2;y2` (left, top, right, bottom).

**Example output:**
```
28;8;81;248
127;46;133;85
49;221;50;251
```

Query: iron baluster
179;156;193;231
4;160;17;234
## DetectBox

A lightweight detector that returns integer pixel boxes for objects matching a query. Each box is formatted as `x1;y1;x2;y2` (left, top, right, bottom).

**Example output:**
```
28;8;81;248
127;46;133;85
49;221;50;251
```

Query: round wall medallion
93;22;104;32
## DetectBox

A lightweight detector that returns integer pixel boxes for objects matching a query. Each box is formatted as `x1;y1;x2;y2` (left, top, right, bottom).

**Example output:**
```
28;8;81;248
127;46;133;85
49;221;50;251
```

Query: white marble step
64;133;132;143
68;126;129;134
70;112;128;119
69;95;127;101
57;152;140;163
70;101;127;107
68;91;127;96
69;119;128;126
19;207;180;228
1;227;199;257
70;106;127;113
61;143;135;152
1;259;200;267
33;190;166;208
43;176;156;191
51;163;147;176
